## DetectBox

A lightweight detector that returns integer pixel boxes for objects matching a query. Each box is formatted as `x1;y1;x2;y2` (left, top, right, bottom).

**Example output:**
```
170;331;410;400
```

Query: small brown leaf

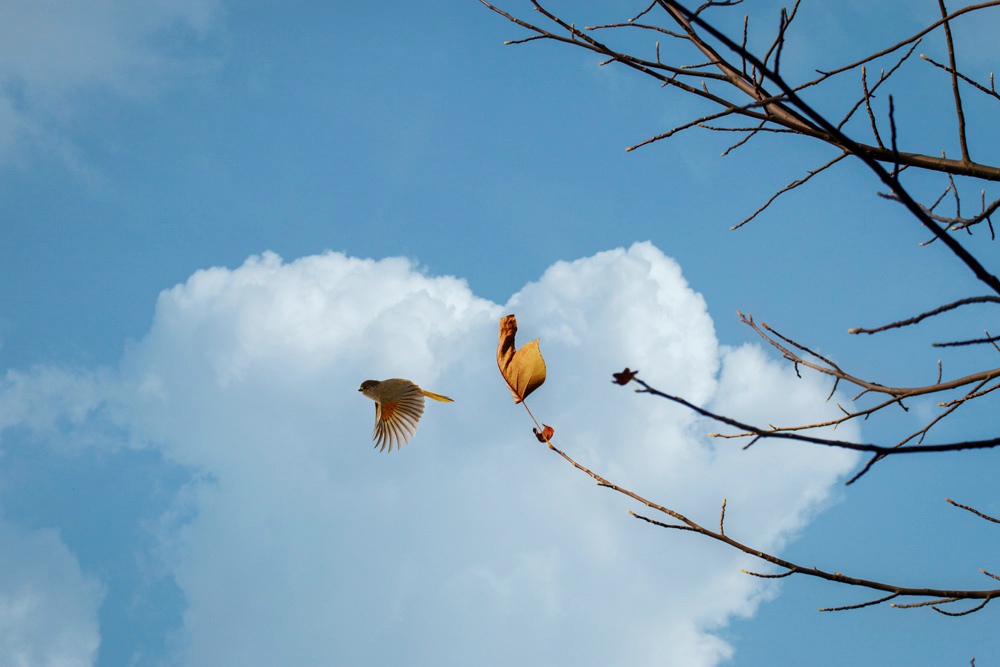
533;424;555;443
612;367;639;385
497;314;547;403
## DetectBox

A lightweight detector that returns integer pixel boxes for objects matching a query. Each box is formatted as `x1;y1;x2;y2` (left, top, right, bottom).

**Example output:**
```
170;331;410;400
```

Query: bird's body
358;378;453;452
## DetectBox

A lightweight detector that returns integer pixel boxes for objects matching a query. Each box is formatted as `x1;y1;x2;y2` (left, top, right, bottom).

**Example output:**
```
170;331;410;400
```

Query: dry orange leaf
497;314;546;403
533;424;555;443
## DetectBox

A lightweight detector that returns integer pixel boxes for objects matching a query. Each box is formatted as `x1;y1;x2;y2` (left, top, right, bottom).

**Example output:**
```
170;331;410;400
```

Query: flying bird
358;378;453;452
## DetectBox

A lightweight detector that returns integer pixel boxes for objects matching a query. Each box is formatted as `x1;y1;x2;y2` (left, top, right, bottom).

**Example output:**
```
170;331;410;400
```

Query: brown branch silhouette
487;0;999;618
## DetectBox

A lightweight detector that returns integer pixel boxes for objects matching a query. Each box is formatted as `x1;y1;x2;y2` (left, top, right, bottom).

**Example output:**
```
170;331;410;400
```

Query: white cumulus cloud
0;242;860;666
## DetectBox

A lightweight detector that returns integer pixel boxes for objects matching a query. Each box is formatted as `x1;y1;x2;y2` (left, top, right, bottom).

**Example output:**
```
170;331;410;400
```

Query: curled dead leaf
612;367;639;385
533;424;555;443
497;314;546;403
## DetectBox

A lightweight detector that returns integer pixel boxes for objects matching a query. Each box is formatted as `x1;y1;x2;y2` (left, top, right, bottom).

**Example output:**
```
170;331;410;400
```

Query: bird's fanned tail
420;389;454;403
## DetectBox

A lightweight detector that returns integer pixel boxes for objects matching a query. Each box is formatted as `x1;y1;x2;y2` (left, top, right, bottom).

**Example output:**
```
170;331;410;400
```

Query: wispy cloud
0;518;104;667
0;0;222;163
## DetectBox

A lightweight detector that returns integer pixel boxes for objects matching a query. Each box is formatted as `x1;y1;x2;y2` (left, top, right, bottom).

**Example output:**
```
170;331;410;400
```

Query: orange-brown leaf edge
497;314;547;403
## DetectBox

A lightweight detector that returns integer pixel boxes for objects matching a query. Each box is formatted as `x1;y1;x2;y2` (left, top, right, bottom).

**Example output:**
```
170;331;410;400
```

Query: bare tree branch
488;0;1000;619
849;296;1000;334
521;397;1000;613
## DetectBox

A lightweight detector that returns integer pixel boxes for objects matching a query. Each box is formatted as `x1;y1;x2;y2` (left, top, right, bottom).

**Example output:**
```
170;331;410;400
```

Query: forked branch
527;373;1000;613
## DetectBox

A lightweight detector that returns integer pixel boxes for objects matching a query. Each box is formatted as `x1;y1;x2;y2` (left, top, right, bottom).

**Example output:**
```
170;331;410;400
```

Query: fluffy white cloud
0;519;104;667
0;0;221;161
0;243;860;666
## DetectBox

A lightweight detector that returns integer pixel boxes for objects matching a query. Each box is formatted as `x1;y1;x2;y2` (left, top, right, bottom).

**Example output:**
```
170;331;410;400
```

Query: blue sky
1;1;998;665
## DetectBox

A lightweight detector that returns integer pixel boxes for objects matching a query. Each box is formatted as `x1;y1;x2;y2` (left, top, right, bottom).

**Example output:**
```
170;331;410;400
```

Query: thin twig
933;597;992;616
820;592;900;612
849;296;1000;334
734;152;849;228
933;332;1000;347
922;54;1000;102
947;498;1000;524
837;40;920;133
937;0;971;161
861;67;884;147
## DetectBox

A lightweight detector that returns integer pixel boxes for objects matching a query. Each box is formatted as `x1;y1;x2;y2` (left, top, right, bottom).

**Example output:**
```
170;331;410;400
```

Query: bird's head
358;379;380;398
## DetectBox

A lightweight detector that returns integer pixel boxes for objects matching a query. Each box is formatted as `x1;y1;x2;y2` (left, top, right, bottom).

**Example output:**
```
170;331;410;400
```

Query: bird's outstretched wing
372;382;426;452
